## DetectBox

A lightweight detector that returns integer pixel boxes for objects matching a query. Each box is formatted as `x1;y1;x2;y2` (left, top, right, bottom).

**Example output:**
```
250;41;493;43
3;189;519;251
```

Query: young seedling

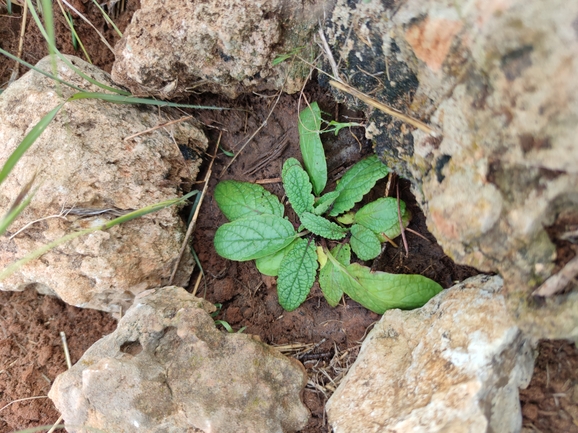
213;102;443;313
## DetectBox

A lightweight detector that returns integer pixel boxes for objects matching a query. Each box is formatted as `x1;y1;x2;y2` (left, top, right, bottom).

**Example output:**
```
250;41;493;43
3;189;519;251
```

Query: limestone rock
324;0;578;339
0;55;206;313
326;275;535;433
49;286;309;433
111;0;323;99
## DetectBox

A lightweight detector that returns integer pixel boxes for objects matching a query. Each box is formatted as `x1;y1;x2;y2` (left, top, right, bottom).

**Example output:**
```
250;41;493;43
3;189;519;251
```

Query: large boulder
111;0;323;99
326;275;535;433
49;286;310;433
0;55;205;313
324;0;578;339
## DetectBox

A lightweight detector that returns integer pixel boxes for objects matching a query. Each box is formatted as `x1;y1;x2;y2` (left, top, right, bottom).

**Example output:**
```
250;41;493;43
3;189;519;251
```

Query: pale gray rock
49;286;309;433
0;55;205;313
112;0;324;99
326;275;535;433
324;0;578;339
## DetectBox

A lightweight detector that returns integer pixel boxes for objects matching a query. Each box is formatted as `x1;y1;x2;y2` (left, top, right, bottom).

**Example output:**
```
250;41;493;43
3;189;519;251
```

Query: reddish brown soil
192;88;480;432
0;288;117;431
521;340;578;432
0;2;576;433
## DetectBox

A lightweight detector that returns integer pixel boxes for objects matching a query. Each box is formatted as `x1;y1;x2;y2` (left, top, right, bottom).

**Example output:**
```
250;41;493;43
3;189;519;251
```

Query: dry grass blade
533;255;578;297
273;342;315;353
8;0;27;85
60;0;115;53
329;80;440;137
56;0;92;63
317;26;340;81
169;133;220;284
219;90;284;176
243;129;291;176
0;395;48;412
124;115;194;141
397;183;409;257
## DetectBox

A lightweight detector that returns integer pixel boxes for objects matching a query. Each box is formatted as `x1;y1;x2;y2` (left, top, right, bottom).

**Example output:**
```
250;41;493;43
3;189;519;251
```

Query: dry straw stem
124;115;194;141
60;0;115;53
168;133;220;285
8;0;27;85
46;331;72;433
329;80;440;137
533;255;578;297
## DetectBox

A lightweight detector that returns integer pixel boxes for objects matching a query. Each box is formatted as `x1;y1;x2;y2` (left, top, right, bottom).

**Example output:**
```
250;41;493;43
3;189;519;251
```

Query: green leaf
300;212;348;240
272;53;292;66
319;244;351;307
329;156;389;216
0;103;65;187
214;180;284;221
298;102;327;195
350;224;382;260
355;197;409;239
272;46;304;66
219;146;235;157
313;191;340;215
336;211;356;225
214;214;296;261
282;159;314;216
344;264;443;313
326;120;362;136
255;240;297;277
282;157;301;172
277;238;318;311
325;253;443;314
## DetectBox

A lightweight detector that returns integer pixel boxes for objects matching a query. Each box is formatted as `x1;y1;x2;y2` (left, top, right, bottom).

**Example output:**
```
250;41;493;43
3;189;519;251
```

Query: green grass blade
6;0;12;14
0;191;34;237
0;191;198;282
59;3;92;63
25;0;131;95
91;0;123;37
98;190;198;229
0;103;64;187
67;92;230;110
0;47;86;92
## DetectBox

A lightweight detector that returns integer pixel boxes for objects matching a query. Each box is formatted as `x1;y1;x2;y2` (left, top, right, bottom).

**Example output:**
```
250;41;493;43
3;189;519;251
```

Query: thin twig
169;134;220;284
318;26;341;81
124;115;194;141
397;183;408;257
329;80;440;137
9;205;71;240
405;227;430;242
254;178;282;184
47;331;72;433
0;395;48;412
384;172;394;197
219;54;298;176
533;255;578;297
191;272;203;298
219;91;283;176
60;331;72;369
60;0;115;53
8;0;27;85
243;130;291;176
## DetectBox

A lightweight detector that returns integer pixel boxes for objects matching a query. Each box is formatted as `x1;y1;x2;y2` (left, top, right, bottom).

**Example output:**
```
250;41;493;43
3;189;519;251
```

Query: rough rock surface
0;55;205;313
326;275;535;433
112;0;323;99
49;286;309;433
325;0;578;339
